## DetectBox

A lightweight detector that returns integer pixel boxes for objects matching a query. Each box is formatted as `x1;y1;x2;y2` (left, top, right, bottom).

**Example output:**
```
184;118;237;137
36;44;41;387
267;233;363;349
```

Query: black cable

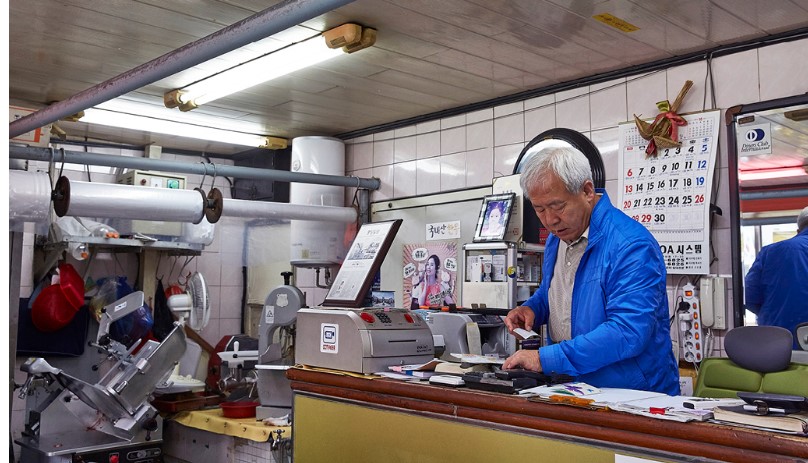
241;266;248;334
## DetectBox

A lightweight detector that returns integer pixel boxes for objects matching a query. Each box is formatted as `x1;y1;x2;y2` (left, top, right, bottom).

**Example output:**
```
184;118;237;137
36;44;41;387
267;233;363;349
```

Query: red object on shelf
31;285;77;332
58;262;84;309
31;262;86;333
220;401;260;419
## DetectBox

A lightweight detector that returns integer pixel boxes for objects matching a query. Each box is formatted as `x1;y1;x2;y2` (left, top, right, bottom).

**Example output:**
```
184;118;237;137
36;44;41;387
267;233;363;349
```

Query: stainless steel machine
425;311;516;361
15;291;185;463
295;307;435;374
255;274;305;419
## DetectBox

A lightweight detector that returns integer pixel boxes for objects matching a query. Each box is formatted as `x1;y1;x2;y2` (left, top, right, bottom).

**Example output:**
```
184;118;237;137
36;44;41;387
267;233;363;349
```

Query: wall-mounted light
165;23;376;112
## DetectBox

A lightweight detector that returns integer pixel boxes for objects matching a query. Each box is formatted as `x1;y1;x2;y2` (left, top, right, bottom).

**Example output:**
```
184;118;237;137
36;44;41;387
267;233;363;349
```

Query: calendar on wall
617;110;720;275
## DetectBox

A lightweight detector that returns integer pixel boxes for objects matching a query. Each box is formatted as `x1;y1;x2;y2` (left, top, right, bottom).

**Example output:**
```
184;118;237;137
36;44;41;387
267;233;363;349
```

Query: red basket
220;401;259;419
58;263;84;309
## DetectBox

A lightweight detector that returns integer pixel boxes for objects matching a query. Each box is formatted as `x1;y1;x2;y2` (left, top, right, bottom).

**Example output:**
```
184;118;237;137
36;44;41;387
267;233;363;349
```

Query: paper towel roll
54;177;206;224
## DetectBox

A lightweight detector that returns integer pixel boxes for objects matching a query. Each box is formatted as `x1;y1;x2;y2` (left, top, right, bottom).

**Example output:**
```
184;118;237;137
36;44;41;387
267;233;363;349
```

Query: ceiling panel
8;0;808;156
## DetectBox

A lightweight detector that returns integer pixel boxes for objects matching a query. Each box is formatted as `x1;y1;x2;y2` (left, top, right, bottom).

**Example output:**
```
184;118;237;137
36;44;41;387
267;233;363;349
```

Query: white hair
798;206;808;233
519;146;592;194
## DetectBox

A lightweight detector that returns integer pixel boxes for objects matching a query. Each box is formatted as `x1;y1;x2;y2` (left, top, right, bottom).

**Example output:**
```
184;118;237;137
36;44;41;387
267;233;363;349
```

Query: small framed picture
323;219;403;307
473;193;515;242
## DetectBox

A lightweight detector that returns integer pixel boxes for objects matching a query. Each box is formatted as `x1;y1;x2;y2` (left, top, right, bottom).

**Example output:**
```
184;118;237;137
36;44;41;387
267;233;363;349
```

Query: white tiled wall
343;38;808;358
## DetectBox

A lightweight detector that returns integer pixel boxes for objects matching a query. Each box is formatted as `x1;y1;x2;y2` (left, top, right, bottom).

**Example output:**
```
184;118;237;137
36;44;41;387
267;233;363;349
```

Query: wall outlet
680;283;704;363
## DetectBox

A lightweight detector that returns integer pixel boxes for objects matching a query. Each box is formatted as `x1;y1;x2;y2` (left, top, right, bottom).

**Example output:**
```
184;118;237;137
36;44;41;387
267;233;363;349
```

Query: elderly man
503;146;679;395
745;206;808;349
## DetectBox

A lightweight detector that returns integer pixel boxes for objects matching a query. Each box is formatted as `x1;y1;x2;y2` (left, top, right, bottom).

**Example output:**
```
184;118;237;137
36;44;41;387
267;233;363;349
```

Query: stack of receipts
519;382;730;422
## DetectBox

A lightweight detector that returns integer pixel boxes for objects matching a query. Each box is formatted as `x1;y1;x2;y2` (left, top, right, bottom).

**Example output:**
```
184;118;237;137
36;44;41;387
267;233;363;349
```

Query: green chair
694;326;808;398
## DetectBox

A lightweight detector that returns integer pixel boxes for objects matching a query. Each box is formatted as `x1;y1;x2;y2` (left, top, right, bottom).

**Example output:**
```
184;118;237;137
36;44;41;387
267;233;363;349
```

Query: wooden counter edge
287;368;808;463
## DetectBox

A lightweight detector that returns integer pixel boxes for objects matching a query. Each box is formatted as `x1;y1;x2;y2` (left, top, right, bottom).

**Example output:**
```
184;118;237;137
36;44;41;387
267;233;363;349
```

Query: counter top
287;368;807;463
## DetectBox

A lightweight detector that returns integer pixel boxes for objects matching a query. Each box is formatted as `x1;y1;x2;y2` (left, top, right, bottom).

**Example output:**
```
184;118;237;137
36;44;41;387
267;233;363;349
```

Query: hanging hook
198;161;209;189
155;253;165;281
46;147;57;191
209;163;217;191
57;148;67;180
177;255;196;286
167;256;179;284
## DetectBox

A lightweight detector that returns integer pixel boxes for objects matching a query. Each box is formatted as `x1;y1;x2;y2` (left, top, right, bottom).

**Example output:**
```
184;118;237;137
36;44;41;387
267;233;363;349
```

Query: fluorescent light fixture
169;34;343;110
80;108;275;147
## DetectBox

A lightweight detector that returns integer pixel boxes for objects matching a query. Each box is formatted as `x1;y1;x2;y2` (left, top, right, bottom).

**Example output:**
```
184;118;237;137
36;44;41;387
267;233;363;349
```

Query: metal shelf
39;235;203;255
34;235;203;283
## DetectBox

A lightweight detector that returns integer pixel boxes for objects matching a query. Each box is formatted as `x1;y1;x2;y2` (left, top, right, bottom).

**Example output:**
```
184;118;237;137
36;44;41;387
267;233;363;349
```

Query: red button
360;313;375;324
110;454;119;463
404;314;413;323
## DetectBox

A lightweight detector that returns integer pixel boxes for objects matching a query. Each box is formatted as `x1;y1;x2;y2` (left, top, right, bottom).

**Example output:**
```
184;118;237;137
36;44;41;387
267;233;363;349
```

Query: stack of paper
519;382;718;422
383;358;447;379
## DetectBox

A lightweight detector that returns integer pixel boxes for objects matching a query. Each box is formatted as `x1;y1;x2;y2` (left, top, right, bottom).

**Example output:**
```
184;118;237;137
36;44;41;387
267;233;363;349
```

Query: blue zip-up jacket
523;190;679;395
745;227;808;349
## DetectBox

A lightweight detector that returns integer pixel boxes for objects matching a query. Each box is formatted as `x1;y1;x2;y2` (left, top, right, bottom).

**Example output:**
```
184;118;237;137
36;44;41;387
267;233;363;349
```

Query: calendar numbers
618;111;720;274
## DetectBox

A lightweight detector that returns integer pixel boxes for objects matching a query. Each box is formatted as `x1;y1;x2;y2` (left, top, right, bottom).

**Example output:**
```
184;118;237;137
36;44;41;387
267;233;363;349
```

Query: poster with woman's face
402;242;457;308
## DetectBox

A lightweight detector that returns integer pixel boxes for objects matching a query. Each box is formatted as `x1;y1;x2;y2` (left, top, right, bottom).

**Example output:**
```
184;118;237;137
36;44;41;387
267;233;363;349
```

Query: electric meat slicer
16;291;186;463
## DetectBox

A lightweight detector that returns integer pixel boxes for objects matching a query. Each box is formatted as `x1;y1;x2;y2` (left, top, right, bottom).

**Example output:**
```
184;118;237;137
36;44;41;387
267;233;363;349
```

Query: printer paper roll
63;180;205;224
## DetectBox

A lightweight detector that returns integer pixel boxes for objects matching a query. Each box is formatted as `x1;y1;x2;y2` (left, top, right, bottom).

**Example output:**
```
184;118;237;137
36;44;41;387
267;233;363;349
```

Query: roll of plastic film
57;178;206;223
222;197;356;222
9;170;52;224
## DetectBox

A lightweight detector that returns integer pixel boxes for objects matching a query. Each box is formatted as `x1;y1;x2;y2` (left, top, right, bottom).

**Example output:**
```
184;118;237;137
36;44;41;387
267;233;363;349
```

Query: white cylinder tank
289;136;347;266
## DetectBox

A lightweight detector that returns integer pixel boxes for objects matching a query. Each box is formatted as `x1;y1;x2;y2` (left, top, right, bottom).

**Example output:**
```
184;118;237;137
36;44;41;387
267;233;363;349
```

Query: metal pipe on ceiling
9;145;380;190
8;0;356;139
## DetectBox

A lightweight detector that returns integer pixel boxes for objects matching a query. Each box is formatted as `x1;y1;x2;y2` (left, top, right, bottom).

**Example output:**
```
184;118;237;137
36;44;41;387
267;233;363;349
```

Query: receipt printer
295;307;435;374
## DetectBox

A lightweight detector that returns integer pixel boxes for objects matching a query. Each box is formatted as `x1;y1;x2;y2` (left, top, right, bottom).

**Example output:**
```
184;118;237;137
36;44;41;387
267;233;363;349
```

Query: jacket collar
585;188;611;247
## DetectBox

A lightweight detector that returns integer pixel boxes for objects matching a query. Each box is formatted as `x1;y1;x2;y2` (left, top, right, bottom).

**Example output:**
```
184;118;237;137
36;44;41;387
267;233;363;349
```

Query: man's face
526;172;596;243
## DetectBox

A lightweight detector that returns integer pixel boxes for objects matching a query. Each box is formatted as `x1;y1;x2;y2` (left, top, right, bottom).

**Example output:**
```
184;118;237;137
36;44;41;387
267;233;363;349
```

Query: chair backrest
796;322;808;350
724;326;793;373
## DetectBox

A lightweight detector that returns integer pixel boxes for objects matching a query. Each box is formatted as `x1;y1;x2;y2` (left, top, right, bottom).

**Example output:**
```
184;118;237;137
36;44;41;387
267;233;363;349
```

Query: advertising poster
402;242;457;308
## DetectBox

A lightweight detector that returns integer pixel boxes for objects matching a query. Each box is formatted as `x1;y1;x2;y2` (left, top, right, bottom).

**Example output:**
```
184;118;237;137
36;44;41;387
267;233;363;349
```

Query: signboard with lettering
425;220;461;240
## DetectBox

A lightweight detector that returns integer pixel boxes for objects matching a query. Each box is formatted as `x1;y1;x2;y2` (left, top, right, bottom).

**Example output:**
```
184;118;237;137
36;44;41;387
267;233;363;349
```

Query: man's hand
502;349;542;372
504;305;535;334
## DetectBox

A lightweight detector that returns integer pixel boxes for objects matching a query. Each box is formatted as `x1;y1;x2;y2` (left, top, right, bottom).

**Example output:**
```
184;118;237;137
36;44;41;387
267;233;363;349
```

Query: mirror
727;94;808;328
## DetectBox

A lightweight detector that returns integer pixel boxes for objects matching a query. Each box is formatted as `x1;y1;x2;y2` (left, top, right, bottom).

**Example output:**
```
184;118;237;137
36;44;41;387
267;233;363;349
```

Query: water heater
289;136;346;266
